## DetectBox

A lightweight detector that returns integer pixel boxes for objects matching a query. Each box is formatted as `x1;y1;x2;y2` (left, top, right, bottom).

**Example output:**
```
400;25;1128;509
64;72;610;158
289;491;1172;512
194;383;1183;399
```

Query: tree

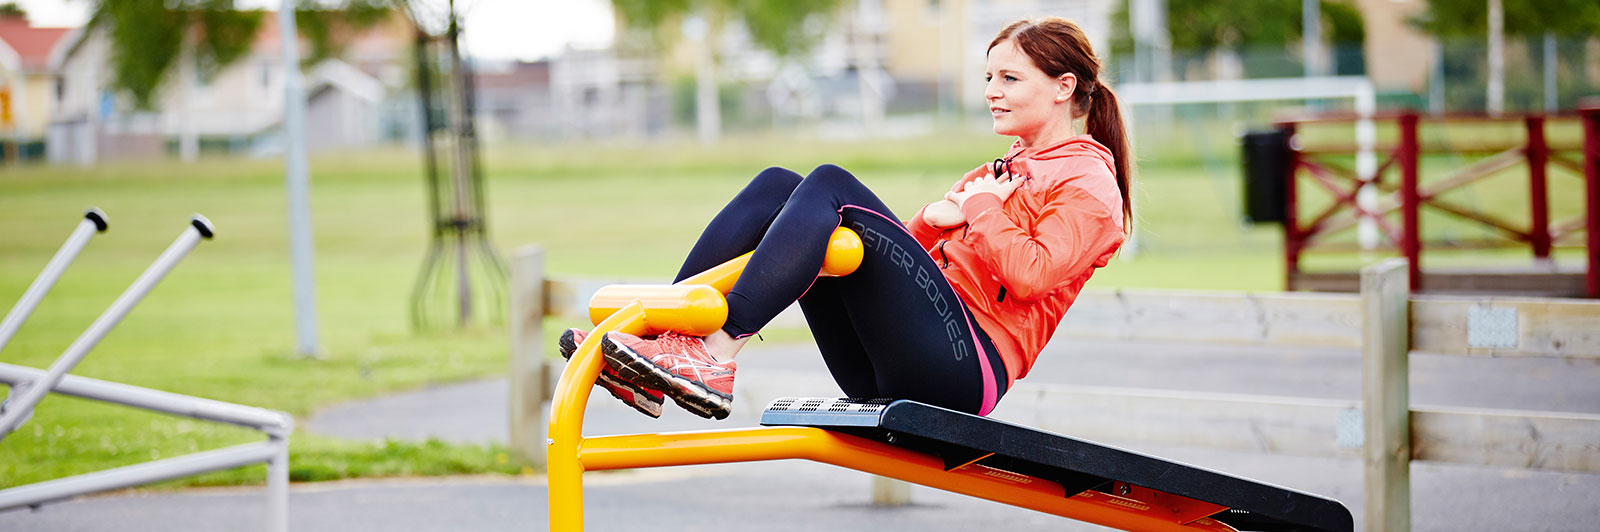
1411;0;1600;38
92;0;393;110
1111;0;1364;79
1410;0;1599;112
611;0;841;60
0;2;27;19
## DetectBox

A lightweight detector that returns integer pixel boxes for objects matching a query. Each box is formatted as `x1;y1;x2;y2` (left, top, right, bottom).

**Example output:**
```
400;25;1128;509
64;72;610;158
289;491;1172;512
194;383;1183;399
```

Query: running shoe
600;331;736;420
559;328;664;418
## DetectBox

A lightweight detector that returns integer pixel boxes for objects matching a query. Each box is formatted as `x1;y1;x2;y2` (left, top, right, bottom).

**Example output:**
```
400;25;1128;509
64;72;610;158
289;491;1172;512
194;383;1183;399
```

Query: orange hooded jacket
906;135;1125;386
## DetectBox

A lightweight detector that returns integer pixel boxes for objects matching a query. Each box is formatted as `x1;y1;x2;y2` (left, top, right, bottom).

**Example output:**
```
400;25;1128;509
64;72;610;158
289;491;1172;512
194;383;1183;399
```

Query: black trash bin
1240;128;1292;224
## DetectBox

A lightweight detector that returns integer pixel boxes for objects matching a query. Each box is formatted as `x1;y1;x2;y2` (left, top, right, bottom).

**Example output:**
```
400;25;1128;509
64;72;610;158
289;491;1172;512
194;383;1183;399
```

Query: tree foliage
1112;0;1364;57
610;0;842;59
731;0;842;58
1411;0;1600;38
296;0;393;65
92;0;394;110
0;2;26;19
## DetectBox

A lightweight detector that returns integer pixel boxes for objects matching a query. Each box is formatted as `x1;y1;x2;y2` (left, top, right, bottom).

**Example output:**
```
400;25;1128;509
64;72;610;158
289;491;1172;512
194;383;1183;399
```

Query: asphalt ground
4;338;1598;531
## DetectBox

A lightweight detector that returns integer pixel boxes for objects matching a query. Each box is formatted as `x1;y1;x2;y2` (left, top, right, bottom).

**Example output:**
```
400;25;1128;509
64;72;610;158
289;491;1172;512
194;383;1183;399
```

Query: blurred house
600;0;1114;137
47;11;416;165
0;15;73;161
304;59;388;150
554;47;665;139
472;59;555;140
469;46;666;141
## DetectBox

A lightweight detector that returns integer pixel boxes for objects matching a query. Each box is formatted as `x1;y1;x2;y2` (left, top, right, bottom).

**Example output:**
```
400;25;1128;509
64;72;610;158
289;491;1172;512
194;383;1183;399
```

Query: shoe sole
600;335;732;420
558;329;582;359
563;329;664;418
596;373;664;418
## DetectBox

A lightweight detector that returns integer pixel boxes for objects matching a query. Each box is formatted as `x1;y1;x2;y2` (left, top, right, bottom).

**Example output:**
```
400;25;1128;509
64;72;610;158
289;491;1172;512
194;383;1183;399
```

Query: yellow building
0;16;74;155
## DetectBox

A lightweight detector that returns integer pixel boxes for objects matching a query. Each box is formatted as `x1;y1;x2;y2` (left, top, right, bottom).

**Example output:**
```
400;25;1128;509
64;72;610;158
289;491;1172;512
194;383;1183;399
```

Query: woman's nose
984;82;1001;101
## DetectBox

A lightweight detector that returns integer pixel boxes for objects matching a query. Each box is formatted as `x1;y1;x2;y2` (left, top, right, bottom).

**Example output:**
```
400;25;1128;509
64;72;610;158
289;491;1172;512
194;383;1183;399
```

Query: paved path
4;338;1598;531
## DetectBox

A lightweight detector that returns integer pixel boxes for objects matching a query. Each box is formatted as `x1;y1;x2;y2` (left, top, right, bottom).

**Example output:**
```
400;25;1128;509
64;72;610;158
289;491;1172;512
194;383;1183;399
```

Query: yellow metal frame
546;228;1238;532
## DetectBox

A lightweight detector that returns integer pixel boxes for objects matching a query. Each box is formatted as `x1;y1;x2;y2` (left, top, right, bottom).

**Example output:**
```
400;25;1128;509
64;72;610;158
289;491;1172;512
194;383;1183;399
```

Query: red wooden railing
1277;107;1599;297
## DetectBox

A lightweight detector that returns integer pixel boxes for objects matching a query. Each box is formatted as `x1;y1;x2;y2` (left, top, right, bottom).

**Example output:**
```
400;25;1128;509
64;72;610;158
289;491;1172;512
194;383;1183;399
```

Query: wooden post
872;476;911;506
510;245;548;469
1362;259;1410;532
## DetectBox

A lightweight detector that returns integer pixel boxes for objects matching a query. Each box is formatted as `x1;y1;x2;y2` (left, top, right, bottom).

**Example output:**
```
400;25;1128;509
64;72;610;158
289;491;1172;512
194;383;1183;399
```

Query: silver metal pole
280;1;321;358
1302;0;1322;78
0;442;277;511
0;209;107;354
0;217;214;440
0;362;288;431
267;434;290;532
1429;40;1445;115
1487;0;1504;116
1542;32;1555;112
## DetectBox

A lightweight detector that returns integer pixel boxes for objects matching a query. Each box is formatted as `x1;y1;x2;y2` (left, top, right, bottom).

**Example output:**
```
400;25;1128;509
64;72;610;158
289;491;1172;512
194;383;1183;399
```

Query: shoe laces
654;332;715;363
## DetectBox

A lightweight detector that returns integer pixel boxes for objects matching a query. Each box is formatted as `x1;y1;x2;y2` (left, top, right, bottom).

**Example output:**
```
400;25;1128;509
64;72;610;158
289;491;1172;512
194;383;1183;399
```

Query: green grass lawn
0;126;1575;490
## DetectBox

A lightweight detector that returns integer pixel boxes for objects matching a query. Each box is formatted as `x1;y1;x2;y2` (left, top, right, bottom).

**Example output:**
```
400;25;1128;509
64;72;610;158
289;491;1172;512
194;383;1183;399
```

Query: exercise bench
547;227;1353;531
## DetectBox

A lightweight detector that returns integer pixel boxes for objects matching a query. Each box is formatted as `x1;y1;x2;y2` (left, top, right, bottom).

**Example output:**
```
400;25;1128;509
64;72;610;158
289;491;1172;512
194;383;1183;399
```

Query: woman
561;17;1131;421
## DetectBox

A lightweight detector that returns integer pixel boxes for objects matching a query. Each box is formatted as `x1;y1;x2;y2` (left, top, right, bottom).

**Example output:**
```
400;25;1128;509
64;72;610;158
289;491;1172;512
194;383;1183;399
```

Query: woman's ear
1055;73;1077;103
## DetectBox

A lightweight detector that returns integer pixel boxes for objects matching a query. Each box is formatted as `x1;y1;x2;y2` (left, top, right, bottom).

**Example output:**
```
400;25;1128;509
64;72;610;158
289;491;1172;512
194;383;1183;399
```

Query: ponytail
1085;80;1132;233
991;17;1134;234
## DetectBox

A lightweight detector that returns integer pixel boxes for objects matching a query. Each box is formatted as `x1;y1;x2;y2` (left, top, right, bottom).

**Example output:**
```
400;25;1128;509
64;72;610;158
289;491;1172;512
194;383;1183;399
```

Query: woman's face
984;38;1073;142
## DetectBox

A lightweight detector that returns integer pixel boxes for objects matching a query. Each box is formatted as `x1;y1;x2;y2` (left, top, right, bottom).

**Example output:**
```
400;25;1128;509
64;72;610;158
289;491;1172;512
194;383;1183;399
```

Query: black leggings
673;165;1007;416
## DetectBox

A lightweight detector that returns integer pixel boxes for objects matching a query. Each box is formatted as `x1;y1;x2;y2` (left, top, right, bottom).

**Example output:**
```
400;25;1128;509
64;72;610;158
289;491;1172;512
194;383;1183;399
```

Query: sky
14;0;616;61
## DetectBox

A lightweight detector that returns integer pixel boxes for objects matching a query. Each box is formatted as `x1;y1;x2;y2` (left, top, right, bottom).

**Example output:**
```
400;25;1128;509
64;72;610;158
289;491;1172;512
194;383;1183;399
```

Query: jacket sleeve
904;203;943;252
906;166;990;252
958;180;1123;302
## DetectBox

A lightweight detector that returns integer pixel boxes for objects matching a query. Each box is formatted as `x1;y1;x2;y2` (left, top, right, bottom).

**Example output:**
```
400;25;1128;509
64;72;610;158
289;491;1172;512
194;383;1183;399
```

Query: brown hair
989;17;1132;231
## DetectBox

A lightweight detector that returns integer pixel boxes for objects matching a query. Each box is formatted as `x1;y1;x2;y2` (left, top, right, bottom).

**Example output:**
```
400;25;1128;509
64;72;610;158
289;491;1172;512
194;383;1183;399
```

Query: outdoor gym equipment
0;212;291;532
0;209;106;355
409;13;508;331
547;227;1354;531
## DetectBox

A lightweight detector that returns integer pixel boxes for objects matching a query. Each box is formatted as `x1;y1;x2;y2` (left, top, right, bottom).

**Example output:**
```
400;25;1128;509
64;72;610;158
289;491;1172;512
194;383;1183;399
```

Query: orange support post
547;228;863;531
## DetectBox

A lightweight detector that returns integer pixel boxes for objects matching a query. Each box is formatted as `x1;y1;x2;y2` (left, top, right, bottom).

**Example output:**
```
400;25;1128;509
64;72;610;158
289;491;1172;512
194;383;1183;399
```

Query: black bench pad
761;398;1352;532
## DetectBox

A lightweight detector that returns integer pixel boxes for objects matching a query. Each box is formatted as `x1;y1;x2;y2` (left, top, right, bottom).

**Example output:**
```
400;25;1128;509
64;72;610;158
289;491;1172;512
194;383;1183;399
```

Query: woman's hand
946;173;1023;208
921;199;966;228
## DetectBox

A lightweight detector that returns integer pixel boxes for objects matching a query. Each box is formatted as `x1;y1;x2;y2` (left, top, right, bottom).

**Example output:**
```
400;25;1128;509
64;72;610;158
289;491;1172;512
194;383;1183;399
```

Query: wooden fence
509;248;1600;531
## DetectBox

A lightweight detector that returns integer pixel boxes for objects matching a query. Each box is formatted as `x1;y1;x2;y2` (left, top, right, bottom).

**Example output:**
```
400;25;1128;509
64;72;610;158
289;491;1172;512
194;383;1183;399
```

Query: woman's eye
1005;75;1018;82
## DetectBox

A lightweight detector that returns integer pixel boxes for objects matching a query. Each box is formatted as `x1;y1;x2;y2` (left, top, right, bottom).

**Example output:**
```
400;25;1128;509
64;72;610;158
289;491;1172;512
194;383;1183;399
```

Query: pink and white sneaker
600;331;736;420
559;328;664;418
